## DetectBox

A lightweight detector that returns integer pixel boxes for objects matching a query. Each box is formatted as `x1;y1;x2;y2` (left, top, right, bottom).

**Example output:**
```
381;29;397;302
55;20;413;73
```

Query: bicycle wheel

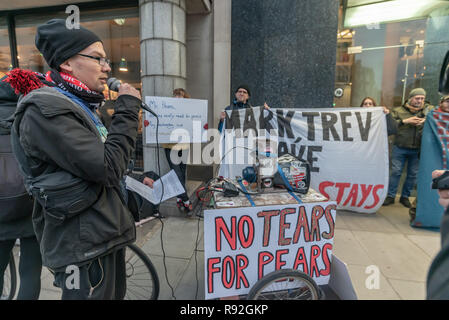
124;243;159;300
247;269;320;300
1;252;17;300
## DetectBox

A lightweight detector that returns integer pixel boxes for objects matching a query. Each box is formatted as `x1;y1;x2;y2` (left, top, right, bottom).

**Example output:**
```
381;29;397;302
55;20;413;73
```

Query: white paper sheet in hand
125;170;186;205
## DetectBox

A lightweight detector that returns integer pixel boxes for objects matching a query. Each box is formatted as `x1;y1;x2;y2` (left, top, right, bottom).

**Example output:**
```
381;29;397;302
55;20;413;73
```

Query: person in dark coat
9;19;141;300
0;78;42;300
427;169;449;299
218;84;270;132
383;88;434;207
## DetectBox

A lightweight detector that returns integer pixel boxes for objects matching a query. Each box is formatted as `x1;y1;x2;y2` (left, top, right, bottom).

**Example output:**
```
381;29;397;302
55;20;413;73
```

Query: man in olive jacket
383;88;434;208
9;19;141;299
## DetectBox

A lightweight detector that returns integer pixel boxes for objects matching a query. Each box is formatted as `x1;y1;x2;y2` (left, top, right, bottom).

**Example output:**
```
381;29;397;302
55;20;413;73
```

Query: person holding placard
360;97;397;136
218;84;270;132
162;88;192;213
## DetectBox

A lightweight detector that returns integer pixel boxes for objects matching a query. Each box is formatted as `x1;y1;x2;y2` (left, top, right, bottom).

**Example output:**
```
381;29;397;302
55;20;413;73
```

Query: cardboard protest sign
144;96;208;144
219;107;389;213
204;201;337;299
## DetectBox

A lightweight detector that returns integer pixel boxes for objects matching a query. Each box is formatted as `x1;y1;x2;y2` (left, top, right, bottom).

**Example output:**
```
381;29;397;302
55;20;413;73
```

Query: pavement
12;191;440;300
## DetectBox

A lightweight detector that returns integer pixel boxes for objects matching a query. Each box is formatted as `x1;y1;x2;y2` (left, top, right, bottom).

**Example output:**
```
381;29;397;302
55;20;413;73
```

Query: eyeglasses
237;90;248;95
77;53;111;67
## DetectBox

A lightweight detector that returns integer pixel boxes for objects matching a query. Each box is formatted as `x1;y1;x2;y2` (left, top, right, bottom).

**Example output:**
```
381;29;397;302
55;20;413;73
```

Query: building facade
1;0;448;178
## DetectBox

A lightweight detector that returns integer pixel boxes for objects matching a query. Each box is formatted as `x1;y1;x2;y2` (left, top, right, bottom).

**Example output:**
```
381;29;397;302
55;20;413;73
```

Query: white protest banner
204;202;337;299
144;96;208;144
218;107;389;213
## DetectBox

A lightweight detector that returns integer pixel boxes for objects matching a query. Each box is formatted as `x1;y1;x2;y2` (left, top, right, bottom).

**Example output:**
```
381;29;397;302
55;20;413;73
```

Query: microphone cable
109;78;177;299
194;199;203;300
149;105;177;300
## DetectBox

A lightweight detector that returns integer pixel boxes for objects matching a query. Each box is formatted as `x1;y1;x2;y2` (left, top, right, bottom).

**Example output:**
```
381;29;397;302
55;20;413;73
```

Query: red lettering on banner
235;255;249;289
257;210;280;247
207;257;221;293
208;255;250;292
276;249;289;270
310;205;324;242
216;216;256;251
309;245;321;277
293;247;308;274
215;217;236;251
222;256;235;289
342;184;358;206
335;182;351;203
279;208;296;246
319;181;334;200
364;184;384;209
357;184;373;207
320;243;333;276
318;181;386;209
293;206;311;243
322;204;336;240
258;251;274;280
238;216;254;249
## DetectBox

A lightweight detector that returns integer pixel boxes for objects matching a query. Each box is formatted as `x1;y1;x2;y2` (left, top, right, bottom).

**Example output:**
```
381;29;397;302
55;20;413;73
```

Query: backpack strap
10;110;33;193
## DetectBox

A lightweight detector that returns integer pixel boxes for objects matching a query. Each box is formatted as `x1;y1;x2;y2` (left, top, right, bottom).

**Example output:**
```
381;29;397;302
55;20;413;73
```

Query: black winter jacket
0;78;34;241
391;103;434;149
11;86;140;270
427;206;449;299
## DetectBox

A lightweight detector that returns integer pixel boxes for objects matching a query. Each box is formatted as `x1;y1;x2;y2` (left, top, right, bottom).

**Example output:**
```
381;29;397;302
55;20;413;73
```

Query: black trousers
0;236;42;300
54;248;126;300
164;148;188;202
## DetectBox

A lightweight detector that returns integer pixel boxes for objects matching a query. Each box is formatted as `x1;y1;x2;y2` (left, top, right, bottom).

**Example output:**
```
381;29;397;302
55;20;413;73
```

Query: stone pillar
231;0;339;109
140;0;187;173
213;0;232;128
422;12;449;106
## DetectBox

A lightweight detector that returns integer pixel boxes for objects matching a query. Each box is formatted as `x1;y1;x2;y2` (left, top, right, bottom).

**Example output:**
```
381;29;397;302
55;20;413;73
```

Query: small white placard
144;96;208;144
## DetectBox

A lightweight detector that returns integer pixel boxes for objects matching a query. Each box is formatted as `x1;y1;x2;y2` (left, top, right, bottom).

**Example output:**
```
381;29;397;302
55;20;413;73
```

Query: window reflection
0;16;11;78
13;7;143;170
14;8;141;98
335;0;449;109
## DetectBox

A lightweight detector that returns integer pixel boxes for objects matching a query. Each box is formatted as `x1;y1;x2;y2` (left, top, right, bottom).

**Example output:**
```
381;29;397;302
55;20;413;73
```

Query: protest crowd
2;5;449;302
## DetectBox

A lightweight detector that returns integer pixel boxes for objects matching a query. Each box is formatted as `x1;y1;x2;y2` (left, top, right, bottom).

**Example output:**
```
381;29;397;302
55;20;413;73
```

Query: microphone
107;78;158;118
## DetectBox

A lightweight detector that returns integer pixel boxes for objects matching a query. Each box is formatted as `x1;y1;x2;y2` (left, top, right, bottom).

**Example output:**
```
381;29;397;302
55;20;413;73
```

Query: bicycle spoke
126;285;151;299
127;284;153;293
125;288;139;300
248;270;319;300
124;245;159;300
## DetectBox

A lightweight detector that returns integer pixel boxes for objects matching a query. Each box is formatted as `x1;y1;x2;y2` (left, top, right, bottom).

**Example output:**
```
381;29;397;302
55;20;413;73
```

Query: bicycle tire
124;243;160;300
247;269;320;300
1;252;17;300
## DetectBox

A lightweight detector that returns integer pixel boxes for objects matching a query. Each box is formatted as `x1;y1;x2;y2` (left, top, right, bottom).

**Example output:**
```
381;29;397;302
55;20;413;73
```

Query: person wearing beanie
438;95;449;113
409;88;427;99
383;87;434;208
9;19;142;300
218;84;270;132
